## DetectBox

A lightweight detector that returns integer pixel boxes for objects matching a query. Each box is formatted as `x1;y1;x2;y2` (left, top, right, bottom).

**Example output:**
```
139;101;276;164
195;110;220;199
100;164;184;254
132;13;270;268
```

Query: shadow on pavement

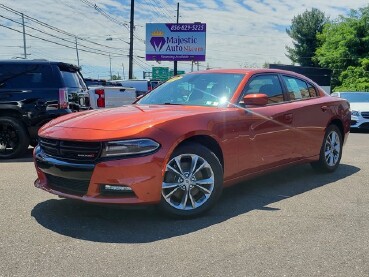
31;163;360;243
0;148;33;163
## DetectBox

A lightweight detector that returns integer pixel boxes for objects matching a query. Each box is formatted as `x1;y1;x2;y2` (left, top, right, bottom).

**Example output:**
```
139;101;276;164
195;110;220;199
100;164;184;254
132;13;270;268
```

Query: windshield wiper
162;102;183;105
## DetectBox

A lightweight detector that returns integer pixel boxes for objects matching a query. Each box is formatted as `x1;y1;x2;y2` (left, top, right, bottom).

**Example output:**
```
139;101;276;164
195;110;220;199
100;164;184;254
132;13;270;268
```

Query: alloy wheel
324;130;341;167
0;122;18;155
162;153;215;210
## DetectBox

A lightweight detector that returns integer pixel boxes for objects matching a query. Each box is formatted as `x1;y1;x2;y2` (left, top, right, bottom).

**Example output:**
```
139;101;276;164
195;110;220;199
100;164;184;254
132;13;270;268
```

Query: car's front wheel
160;143;223;218
0;117;30;159
311;124;343;173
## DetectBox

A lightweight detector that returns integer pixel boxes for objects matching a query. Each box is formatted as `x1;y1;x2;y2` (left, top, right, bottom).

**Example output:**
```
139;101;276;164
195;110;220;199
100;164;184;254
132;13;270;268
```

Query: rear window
0;64;55;89
61;70;86;89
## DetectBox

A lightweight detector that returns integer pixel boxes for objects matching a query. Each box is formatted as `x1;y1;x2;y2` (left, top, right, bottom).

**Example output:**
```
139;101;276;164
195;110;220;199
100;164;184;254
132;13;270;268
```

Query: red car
34;69;350;217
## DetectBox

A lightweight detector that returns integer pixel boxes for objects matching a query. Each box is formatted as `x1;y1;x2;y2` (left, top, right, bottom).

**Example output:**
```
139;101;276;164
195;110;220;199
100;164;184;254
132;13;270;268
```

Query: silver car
331;92;369;129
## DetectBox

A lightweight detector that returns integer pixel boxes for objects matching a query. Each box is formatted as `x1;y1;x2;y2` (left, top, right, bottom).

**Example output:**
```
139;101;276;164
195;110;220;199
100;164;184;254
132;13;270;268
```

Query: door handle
321;105;328;112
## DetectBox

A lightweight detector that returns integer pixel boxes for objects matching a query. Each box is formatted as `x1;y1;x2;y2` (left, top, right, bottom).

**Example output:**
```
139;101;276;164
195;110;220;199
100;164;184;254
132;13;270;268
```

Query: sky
0;0;368;79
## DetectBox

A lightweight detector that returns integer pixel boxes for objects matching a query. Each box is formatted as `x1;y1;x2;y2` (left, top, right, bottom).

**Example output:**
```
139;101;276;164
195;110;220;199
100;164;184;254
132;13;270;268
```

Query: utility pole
109;54;112;80
129;0;134;79
75;37;80;67
122;63;125;80
21;13;27;59
173;2;179;76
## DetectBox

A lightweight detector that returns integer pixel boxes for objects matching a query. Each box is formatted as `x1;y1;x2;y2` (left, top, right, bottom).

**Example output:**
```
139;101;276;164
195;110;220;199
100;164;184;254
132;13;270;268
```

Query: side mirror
243;93;268;106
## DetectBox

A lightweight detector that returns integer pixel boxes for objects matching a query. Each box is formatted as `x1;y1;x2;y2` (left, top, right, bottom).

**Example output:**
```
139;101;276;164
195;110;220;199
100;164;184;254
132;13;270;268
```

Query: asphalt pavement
0;132;368;276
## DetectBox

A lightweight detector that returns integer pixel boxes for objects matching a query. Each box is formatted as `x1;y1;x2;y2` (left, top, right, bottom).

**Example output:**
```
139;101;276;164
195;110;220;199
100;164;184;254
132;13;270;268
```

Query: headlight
101;139;160;157
351;110;360;117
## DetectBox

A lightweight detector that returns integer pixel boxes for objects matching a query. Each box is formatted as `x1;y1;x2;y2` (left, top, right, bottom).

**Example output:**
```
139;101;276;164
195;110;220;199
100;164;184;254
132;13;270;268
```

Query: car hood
39;104;218;140
350;102;369;111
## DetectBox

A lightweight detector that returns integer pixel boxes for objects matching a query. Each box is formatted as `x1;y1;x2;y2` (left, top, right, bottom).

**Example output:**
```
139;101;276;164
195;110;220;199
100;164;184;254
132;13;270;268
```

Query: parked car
87;86;137;109
331;91;369;129
115;79;162;96
0;60;89;159
84;78;107;87
34;69;350;217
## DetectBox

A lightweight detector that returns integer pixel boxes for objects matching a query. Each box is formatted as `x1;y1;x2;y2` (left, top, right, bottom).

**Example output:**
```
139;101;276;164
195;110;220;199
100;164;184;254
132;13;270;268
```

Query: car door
236;74;299;176
280;75;330;158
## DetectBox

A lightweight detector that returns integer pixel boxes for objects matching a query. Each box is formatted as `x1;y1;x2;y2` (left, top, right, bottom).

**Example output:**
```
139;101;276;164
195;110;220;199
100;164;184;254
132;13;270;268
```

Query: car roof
189;68;316;83
0;59;79;70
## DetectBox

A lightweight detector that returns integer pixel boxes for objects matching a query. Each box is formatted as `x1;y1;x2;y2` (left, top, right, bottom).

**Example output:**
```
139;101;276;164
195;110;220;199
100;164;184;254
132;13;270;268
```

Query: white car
331;92;369;129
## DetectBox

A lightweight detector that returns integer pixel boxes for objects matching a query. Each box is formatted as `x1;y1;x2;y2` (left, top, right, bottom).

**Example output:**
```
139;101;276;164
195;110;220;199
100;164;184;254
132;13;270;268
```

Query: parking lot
0;132;368;276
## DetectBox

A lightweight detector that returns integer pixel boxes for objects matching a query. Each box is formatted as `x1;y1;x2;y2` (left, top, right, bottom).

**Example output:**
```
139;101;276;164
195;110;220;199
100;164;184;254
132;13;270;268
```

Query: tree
286;8;328;66
334;58;369;91
315;6;369;88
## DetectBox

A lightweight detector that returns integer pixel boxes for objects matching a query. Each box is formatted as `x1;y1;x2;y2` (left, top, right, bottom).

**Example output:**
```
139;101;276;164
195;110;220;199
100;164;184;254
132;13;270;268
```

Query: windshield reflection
138;73;245;107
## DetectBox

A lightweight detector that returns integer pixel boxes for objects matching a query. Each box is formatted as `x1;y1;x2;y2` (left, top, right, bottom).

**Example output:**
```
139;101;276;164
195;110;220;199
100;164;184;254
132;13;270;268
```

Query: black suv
0;60;89;159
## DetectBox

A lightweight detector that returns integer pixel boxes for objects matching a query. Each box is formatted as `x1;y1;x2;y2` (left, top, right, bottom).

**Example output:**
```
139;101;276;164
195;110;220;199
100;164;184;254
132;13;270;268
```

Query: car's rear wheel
160;143;223;218
311;125;342;173
0;117;30;159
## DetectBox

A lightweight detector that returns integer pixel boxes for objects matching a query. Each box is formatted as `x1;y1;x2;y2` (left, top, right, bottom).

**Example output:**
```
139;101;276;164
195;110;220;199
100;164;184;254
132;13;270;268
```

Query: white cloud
0;0;368;78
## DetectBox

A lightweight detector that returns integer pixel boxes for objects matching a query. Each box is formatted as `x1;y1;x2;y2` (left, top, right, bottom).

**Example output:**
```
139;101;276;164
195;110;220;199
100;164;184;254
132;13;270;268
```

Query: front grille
39;138;101;162
46;174;89;195
361;111;369;119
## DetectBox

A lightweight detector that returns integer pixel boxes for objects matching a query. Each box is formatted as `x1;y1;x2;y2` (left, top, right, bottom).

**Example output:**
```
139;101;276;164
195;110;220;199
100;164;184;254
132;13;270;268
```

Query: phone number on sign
170;24;205;31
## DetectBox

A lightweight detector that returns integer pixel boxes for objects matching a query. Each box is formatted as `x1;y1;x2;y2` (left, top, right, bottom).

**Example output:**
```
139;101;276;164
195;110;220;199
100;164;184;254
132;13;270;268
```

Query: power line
0;14;127;56
78;0;130;29
0;4;126;50
0;23;125;58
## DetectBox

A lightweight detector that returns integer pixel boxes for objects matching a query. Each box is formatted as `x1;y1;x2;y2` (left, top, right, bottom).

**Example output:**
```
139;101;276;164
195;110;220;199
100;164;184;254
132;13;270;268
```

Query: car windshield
340;93;369;102
138;73;245;107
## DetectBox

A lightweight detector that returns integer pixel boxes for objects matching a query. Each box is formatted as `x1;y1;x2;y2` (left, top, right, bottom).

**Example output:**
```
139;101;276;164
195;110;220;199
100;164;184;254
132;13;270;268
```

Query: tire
310;125;343;173
159;143;223;218
0;117;30;159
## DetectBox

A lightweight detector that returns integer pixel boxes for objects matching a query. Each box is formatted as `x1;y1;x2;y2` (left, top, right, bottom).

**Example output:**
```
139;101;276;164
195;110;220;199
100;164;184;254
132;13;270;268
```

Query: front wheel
0;117;30;159
311;125;342;173
160;143;223;218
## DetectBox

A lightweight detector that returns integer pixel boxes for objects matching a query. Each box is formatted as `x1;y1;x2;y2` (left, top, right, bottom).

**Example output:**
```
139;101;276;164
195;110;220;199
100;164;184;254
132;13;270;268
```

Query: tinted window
0;64;55;89
307;83;318;97
242;74;284;104
282;76;313;100
61;71;86;89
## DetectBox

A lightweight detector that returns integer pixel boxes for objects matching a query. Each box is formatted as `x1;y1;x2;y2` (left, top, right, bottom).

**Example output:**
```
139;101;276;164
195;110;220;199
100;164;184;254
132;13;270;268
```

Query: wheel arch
327;118;345;143
171;135;224;172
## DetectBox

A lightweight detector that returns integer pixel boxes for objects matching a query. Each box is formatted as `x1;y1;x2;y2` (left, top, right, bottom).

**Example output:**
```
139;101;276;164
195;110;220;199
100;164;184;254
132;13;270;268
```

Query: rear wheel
311;125;342;173
160;143;223;218
0;117;30;159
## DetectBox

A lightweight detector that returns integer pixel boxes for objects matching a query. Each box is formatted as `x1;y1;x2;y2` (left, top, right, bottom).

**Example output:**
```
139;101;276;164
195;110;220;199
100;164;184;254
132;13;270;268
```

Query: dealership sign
146;23;206;61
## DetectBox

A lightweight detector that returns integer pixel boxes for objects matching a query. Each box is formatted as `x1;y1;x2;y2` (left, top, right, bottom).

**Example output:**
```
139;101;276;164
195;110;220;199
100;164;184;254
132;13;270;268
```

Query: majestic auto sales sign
146;23;206;61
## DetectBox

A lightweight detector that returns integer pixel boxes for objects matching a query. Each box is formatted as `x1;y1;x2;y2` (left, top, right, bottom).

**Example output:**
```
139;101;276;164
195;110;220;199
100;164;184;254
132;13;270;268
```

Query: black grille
46;174;89;195
358;122;369;129
39;138;101;162
361;112;369;119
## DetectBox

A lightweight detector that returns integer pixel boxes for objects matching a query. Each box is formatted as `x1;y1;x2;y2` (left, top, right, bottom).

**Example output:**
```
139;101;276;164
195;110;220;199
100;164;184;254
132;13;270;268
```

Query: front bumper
34;146;164;205
350;114;369;129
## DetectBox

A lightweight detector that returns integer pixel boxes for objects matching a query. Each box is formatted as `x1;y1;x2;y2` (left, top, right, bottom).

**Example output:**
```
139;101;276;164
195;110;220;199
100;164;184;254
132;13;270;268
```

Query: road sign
152;67;169;81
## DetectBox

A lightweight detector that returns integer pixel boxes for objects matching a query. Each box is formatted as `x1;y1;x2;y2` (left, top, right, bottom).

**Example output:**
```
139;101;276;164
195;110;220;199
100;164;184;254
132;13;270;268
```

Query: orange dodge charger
34;69;350;217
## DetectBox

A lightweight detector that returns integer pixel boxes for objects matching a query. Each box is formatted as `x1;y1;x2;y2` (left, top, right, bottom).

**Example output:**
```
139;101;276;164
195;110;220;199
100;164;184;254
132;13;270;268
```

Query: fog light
103;185;132;192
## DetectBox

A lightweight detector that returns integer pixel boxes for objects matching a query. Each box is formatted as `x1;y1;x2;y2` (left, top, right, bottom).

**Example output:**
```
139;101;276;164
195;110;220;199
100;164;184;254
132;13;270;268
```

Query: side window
241;74;284;104
307;84;318;97
0;64;54;89
282;76;313;100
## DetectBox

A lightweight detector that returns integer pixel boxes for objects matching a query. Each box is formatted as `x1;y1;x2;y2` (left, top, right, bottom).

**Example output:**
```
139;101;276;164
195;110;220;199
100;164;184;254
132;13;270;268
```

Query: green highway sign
152;67;169;81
